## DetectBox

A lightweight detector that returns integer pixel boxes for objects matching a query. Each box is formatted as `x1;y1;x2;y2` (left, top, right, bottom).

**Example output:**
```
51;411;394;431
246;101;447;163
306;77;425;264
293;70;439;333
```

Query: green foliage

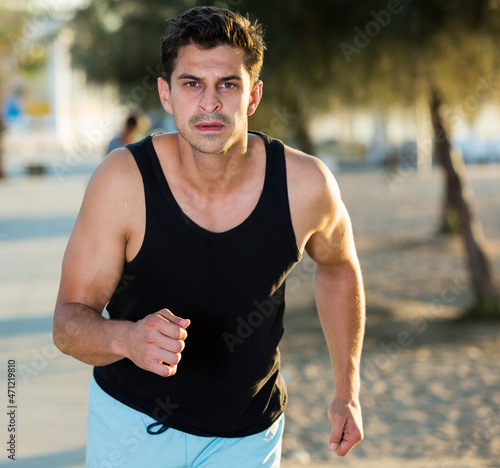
238;0;500;139
67;0;500;133
438;207;461;235
461;300;500;320
0;6;47;71
69;0;195;108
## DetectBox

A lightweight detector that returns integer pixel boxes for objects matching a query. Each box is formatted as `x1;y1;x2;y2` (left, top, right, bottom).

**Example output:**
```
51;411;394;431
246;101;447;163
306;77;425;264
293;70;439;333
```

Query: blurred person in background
53;6;365;467
106;114;139;154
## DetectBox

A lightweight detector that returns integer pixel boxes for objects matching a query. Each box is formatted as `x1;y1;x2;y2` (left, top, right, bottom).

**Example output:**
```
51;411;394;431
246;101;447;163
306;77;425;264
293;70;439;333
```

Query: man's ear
247;80;263;116
158;77;173;114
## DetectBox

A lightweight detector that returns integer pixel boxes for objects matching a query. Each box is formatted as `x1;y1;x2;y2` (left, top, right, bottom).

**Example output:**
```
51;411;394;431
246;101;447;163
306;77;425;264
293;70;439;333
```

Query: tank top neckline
145;131;272;239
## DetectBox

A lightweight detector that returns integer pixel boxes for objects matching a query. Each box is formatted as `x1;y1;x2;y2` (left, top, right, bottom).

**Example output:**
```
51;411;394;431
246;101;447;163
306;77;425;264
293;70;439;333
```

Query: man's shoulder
283;143;343;241
284;144;338;200
150;131;178;156
101;145;139;178
86;146;143;206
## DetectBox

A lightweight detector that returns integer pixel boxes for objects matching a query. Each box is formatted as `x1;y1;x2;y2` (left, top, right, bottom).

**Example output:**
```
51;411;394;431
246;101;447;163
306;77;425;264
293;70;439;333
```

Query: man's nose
199;87;222;114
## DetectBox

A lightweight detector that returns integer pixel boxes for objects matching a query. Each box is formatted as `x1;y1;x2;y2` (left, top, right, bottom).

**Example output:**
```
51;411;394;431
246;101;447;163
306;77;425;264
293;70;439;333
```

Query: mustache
189;113;230;126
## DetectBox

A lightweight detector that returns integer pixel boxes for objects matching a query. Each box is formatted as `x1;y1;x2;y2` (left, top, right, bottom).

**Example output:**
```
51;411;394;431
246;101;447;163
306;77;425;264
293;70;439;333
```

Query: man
53;6;365;467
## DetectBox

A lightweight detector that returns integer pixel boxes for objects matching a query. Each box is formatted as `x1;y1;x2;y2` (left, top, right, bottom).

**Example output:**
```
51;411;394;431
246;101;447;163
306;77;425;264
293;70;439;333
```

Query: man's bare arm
304;161;365;456
53;150;189;377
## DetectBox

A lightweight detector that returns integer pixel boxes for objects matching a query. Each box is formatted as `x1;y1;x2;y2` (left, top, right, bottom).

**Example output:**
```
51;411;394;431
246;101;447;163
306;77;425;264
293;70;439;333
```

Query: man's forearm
53;302;131;366
315;260;365;400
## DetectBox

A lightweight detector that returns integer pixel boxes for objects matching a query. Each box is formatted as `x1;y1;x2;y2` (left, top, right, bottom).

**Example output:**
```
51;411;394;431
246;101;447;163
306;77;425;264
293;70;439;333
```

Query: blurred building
2;20;124;176
1;2;177;178
309;103;500;171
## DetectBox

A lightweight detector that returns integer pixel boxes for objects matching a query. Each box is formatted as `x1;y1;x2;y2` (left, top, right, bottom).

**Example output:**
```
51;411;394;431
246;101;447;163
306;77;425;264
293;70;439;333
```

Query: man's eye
220;82;236;89
186;82;199;87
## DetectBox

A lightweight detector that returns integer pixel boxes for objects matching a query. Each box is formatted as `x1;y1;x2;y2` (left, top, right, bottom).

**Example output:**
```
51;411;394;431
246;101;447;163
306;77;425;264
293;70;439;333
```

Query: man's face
158;44;262;155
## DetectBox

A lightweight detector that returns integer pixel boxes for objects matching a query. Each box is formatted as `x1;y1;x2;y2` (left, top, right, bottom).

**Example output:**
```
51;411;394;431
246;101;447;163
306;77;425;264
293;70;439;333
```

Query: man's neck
175;132;257;197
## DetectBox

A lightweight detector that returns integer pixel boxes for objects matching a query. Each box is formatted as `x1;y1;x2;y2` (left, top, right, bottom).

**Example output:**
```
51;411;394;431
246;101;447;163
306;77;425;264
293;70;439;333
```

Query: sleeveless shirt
93;131;302;437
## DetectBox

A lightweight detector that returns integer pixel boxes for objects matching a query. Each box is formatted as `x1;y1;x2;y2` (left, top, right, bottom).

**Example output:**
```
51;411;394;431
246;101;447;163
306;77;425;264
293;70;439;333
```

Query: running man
53;6;365;467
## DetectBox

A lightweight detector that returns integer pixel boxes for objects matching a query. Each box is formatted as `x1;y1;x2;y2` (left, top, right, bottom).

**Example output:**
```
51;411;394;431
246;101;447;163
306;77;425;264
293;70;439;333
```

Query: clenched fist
122;308;190;377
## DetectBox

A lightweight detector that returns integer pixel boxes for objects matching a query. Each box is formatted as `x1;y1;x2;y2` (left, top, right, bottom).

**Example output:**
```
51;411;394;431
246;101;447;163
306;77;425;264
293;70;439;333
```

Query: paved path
0;174;91;467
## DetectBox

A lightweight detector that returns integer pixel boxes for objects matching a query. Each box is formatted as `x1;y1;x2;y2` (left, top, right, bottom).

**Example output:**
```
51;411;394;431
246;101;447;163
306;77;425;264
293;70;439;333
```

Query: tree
430;84;500;316
337;1;500;317
242;0;500;316
68;0;194;110
236;0;340;153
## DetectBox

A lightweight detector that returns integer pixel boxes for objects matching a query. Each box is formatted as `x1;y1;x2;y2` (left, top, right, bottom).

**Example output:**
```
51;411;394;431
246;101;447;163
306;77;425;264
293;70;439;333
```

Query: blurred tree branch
68;0;193;109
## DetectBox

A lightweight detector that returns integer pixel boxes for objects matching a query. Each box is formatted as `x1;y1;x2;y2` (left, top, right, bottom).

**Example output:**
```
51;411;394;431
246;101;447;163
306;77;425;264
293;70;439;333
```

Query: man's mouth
195;122;225;131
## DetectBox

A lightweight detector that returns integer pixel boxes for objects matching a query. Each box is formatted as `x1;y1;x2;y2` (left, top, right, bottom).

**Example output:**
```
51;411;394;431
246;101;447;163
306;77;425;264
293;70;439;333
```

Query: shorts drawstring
147;421;169;434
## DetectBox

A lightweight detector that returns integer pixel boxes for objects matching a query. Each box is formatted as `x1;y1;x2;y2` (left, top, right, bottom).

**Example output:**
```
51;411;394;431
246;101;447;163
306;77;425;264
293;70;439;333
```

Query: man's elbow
52;305;78;356
53;314;69;355
316;258;362;283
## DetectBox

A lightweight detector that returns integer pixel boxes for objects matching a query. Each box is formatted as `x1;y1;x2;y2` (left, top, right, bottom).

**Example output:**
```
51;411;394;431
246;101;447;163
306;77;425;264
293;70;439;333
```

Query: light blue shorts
86;377;284;468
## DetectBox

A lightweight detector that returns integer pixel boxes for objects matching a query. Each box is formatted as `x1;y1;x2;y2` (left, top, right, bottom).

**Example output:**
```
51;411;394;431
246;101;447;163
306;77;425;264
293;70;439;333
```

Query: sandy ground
0;163;499;467
280;164;500;467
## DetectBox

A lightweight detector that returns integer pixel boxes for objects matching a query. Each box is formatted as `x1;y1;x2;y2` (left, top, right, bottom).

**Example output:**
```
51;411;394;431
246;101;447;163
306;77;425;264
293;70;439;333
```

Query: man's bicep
56;163;129;312
287;147;358;269
58;219;126;312
305;202;357;269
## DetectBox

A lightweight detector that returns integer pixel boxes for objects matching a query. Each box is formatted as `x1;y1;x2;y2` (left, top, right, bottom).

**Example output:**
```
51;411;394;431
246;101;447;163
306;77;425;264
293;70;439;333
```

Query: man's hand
328;397;363;456
122;308;190;377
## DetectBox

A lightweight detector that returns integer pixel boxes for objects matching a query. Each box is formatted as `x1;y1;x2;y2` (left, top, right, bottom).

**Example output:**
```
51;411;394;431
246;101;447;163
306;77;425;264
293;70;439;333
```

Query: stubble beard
177;112;244;155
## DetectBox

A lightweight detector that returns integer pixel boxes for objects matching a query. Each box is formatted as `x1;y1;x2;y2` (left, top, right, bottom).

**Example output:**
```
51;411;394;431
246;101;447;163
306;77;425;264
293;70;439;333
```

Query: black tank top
94;131;302;437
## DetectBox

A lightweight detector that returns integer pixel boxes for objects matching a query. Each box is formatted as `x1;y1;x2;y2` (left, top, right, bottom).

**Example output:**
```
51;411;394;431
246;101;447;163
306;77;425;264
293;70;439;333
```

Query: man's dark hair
160;7;266;86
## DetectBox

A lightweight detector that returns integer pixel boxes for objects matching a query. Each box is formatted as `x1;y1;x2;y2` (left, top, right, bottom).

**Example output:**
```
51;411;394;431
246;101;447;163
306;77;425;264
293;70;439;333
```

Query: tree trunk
294;113;315;155
439;174;460;234
429;85;500;316
290;87;315;155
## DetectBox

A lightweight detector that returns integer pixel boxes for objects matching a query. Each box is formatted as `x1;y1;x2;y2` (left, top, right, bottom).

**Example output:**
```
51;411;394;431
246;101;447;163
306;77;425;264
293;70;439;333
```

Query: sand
280;164;500;467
